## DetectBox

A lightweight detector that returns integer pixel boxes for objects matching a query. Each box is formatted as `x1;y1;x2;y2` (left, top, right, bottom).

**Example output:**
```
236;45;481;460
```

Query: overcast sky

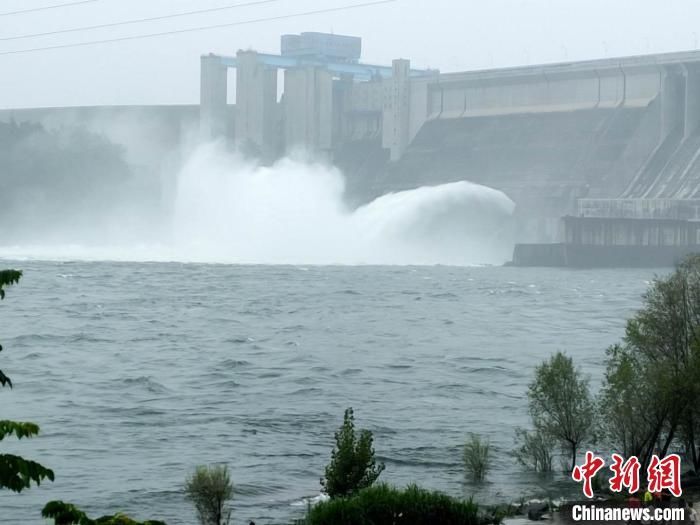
1;0;699;109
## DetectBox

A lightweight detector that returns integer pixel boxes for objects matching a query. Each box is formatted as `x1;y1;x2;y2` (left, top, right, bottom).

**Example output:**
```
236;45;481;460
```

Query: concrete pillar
382;59;411;161
333;74;355;146
283;66;333;155
408;71;439;145
199;54;228;141
235;50;279;159
684;63;700;138
660;66;686;138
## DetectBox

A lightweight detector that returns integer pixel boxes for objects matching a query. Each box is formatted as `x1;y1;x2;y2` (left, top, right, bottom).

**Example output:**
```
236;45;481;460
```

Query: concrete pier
199;54;228;141
234;51;278;159
283;66;334;154
383;59;411;161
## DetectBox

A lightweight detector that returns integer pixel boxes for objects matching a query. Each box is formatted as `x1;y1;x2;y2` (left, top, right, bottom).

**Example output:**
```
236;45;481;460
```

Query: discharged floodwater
0;261;667;524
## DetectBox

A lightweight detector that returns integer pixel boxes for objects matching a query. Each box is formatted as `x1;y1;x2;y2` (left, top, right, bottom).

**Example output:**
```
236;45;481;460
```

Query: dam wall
374;104;661;241
370;52;700;242
425;63;658;119
8;39;700;252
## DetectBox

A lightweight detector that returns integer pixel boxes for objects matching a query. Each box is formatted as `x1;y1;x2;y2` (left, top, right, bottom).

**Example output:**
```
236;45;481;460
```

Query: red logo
572;451;606;498
573;453;682;498
647;454;682;497
609;453;641;494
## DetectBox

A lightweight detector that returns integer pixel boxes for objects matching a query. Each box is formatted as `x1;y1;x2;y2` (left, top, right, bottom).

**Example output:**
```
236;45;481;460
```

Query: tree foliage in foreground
0;269;55;492
0;270;22;387
42;501;167;525
321;408;385;498
599;255;700;471
526;351;595;473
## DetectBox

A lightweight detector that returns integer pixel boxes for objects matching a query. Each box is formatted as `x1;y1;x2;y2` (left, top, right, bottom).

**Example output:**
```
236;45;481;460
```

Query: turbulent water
0;261;666;524
0;144;516;266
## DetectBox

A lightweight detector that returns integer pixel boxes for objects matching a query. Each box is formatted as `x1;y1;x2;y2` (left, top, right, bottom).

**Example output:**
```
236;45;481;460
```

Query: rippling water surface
0;261;666;524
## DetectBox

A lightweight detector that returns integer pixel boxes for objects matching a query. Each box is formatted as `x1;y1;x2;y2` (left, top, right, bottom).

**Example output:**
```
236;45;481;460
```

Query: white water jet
170;143;515;265
0;143;515;266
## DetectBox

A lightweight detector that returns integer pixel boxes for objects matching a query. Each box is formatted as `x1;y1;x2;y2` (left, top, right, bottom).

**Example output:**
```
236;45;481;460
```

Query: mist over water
1;142;515;266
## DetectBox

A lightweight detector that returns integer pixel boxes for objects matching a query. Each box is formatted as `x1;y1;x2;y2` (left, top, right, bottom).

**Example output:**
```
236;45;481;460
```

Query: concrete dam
199;34;700;264
6;33;700;265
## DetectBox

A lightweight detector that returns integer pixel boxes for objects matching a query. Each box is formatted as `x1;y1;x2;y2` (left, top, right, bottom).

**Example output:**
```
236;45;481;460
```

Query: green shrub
321;408;385;498
184;464;233;525
463;434;490;482
513;428;553;473
304;484;485;525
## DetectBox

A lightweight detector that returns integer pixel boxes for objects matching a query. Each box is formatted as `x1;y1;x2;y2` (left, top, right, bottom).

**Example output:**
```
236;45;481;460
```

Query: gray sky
1;0;699;109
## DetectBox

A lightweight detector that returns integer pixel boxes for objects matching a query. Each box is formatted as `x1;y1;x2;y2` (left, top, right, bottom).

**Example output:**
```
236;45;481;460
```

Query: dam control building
199;32;436;161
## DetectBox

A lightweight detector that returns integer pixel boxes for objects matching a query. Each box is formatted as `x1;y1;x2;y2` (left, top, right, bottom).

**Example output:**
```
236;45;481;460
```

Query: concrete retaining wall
564;215;700;246
578;198;700;220
425;65;661;120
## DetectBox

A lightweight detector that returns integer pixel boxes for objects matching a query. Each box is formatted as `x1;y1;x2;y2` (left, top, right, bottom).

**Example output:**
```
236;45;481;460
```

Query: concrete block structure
199;33;435;158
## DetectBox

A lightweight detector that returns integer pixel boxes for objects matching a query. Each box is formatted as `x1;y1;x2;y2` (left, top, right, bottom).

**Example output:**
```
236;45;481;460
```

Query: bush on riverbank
463;433;491;482
185;464;233;525
513;428;553;472
301;484;486;525
321;408;385;498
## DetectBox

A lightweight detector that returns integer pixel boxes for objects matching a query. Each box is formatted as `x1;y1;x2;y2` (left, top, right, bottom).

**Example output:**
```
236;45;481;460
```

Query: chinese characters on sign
572;453;682;498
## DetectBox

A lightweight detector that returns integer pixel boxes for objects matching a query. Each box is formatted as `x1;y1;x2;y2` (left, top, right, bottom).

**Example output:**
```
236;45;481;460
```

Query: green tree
321;408;385;498
599;255;700;471
0;269;54;492
598;344;658;463
527;352;594;473
184;465;233;525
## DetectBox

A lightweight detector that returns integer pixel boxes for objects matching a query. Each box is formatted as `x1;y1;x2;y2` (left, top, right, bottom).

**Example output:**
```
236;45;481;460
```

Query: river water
0;261;666;524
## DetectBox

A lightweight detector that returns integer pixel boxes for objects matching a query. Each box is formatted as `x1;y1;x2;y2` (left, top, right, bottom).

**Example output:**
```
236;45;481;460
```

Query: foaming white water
0;143;515;266
170;144;514;265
